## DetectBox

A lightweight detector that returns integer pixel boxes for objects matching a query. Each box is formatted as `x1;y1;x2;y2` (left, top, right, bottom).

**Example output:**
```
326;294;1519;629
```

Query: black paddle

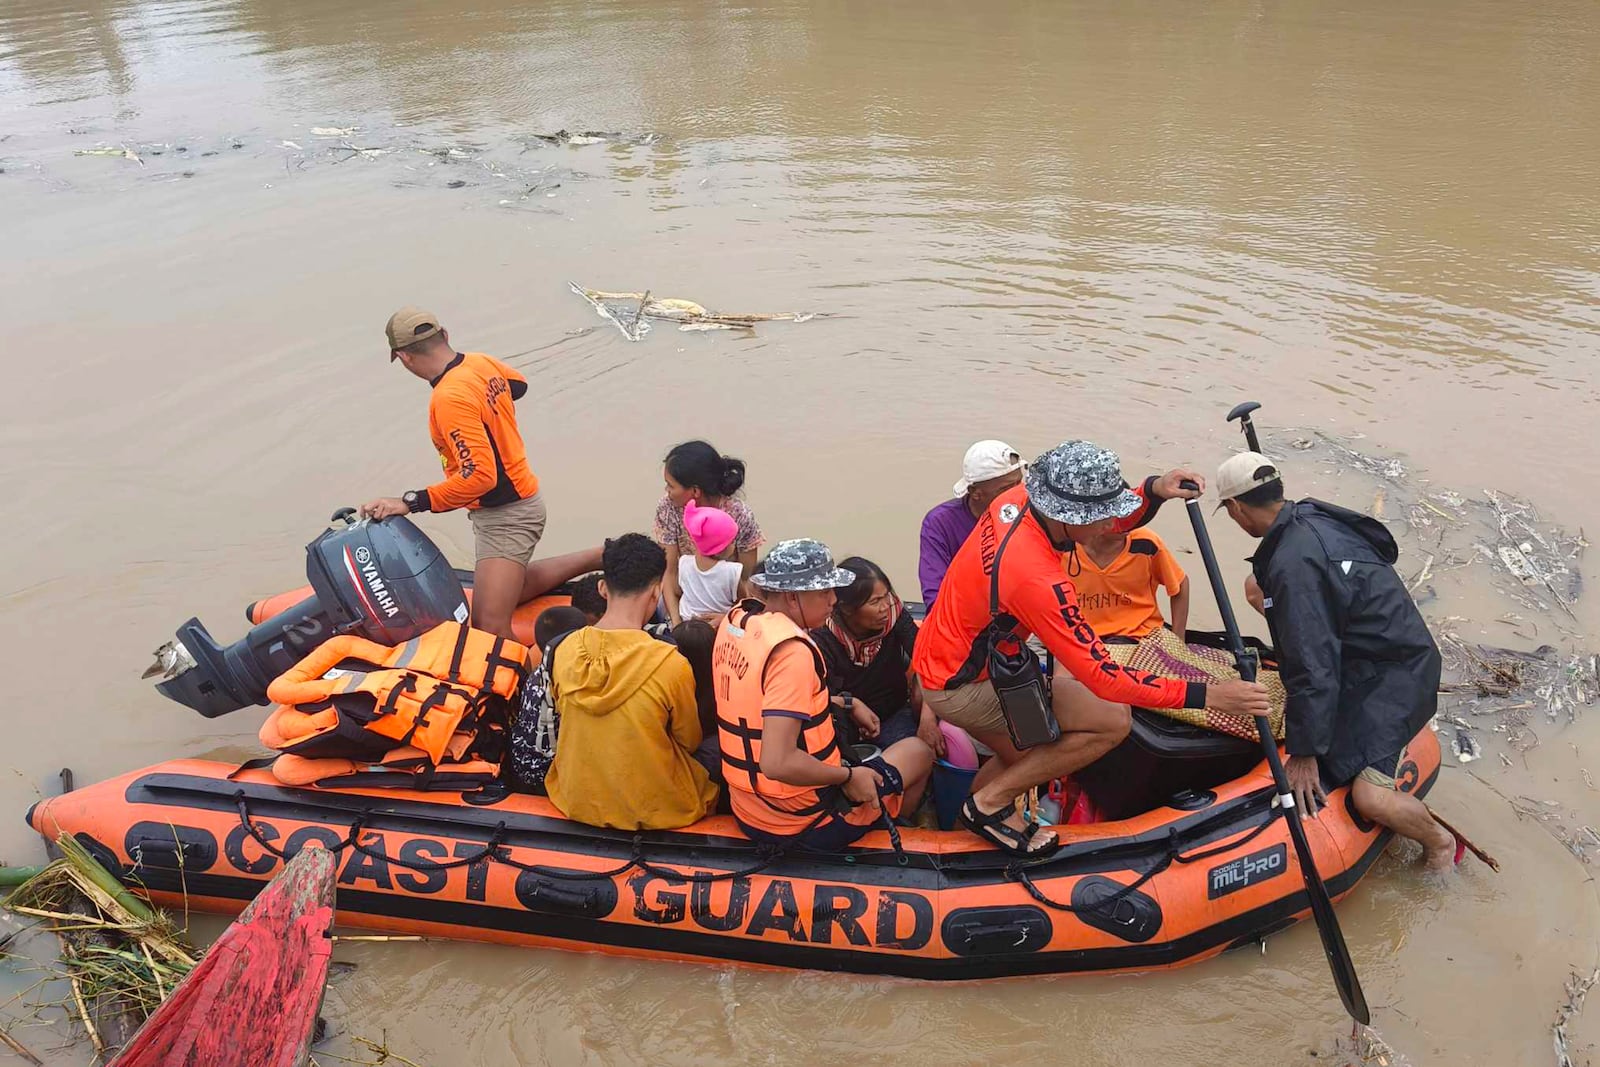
1227;401;1263;452
1179;479;1371;1026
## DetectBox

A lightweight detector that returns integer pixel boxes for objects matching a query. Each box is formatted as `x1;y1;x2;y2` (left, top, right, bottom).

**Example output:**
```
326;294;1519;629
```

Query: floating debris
527;129;658;148
1439;635;1596;733
333;141;388;161
1554;966;1600;1067
1496;543;1539;583
74;146;142;165
679;322;745;332
1483;489;1585;619
1268;426;1594;765
1330;1023;1410;1067
1451;729;1482;763
4;834;195;1054
43;125;624;206
0;1027;40;1066
569;284;818;341
1311;431;1407;481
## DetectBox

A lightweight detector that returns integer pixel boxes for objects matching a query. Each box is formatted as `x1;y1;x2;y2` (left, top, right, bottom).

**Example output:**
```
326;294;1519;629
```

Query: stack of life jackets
259;622;528;790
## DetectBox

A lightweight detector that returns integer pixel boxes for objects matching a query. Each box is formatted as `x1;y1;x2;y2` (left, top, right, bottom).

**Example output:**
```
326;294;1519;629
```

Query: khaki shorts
1322;749;1405;791
469;492;547;565
923;681;1008;738
1356;750;1405;789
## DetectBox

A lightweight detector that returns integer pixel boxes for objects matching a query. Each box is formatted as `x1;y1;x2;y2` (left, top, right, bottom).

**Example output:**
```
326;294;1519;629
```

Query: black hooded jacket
1250;499;1440;785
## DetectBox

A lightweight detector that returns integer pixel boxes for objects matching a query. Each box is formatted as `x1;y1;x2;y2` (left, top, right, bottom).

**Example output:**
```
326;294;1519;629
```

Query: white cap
954;440;1025;497
1216;451;1282;503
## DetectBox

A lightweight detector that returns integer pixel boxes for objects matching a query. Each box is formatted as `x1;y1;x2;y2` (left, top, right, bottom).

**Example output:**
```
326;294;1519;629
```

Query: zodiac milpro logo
1206;843;1287;899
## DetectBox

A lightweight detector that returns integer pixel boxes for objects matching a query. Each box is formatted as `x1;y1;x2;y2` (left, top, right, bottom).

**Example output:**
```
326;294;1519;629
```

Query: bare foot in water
1422;826;1460;872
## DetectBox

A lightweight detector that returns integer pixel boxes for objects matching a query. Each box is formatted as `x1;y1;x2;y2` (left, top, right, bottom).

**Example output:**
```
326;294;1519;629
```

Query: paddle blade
1287;811;1371;1025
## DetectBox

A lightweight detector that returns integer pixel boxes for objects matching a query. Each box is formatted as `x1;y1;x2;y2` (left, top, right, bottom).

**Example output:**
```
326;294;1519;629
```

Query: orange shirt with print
424;352;539;512
1069;529;1186;640
912;484;1204;711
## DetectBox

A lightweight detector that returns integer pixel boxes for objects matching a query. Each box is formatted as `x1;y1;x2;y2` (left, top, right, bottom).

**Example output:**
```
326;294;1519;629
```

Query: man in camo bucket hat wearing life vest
714;539;934;851
913;441;1271;855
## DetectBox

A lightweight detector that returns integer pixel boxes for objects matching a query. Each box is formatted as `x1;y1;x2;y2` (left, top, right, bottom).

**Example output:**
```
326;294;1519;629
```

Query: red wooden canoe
108;847;336;1067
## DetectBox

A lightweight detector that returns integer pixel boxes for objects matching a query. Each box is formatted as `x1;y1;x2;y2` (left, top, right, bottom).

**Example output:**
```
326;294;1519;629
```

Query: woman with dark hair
670;618;724;784
654;441;764;624
811;558;946;757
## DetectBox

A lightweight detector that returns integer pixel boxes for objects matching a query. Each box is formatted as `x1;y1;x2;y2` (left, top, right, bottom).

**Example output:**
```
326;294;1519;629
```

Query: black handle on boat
1178;479;1371;1027
330;507;358;526
1226;401;1263;453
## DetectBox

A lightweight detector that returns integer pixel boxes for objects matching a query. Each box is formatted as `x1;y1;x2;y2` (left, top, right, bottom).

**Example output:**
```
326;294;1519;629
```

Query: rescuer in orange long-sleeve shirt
361;307;598;638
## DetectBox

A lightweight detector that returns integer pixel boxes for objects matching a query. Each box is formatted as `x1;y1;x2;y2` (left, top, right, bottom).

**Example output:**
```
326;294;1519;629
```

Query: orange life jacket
264;622;527;764
713;603;840;833
270;743;500;792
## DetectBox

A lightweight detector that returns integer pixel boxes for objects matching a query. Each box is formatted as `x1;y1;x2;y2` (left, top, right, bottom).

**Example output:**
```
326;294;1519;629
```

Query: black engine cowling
155;513;468;717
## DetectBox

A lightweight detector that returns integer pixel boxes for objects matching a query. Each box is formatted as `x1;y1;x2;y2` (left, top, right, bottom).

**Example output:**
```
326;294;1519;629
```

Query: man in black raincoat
1217;452;1458;871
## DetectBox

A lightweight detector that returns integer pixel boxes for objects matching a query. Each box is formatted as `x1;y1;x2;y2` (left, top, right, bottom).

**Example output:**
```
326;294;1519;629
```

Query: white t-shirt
678;557;742;619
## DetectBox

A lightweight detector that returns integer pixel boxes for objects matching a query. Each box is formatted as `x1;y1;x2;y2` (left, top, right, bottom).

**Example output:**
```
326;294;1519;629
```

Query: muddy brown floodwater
3;0;1599;1063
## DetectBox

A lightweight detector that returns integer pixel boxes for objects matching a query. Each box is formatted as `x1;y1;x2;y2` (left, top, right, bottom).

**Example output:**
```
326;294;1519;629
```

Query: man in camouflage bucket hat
913;442;1270;855
715;539;933;851
751;538;858;595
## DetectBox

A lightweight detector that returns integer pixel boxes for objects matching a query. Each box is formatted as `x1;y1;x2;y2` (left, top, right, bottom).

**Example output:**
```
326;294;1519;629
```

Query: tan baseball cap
386;307;443;357
1215;451;1282;506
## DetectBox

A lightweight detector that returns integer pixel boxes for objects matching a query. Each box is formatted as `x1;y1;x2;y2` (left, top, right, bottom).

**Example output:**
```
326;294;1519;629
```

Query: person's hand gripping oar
1177;478;1372;1027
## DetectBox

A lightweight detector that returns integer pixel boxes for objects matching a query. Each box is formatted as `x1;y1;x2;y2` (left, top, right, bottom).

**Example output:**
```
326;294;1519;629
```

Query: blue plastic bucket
931;759;978;831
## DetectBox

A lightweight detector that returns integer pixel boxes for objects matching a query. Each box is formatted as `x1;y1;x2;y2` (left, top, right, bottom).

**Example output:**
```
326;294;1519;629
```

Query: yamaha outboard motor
151;509;469;717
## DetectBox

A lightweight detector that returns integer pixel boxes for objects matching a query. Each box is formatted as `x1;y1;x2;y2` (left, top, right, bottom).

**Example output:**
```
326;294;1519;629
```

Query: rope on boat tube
232;788;1274;903
1008;811;1278;917
234;791;366;858
228;790;822;885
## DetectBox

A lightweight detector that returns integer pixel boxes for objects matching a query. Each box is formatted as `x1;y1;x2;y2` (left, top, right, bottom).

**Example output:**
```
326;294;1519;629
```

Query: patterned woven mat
1106;628;1287;742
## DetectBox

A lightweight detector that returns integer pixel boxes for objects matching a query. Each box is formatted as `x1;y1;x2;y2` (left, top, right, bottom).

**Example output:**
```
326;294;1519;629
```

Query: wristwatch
402;489;431;513
842;692;854;713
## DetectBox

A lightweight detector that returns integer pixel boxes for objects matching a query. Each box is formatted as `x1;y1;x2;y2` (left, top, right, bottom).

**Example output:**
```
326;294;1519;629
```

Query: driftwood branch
0;1025;43;1066
1422;804;1500;871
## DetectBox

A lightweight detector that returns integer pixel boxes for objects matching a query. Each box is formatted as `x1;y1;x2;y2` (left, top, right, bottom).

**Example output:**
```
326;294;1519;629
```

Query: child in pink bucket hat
679;500;743;619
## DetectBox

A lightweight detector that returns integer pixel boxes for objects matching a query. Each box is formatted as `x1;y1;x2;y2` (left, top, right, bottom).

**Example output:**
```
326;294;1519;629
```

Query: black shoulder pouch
986;519;1061;750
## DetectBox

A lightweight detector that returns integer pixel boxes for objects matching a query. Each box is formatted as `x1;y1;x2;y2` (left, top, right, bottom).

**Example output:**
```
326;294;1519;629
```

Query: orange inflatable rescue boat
27;723;1438;980
47;513;1438;980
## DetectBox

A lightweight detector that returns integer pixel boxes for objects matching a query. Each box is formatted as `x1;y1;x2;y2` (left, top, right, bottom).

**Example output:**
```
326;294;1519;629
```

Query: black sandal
958;796;1061;857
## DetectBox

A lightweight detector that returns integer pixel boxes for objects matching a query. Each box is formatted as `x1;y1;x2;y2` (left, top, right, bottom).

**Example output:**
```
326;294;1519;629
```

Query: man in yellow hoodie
545;534;718;830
